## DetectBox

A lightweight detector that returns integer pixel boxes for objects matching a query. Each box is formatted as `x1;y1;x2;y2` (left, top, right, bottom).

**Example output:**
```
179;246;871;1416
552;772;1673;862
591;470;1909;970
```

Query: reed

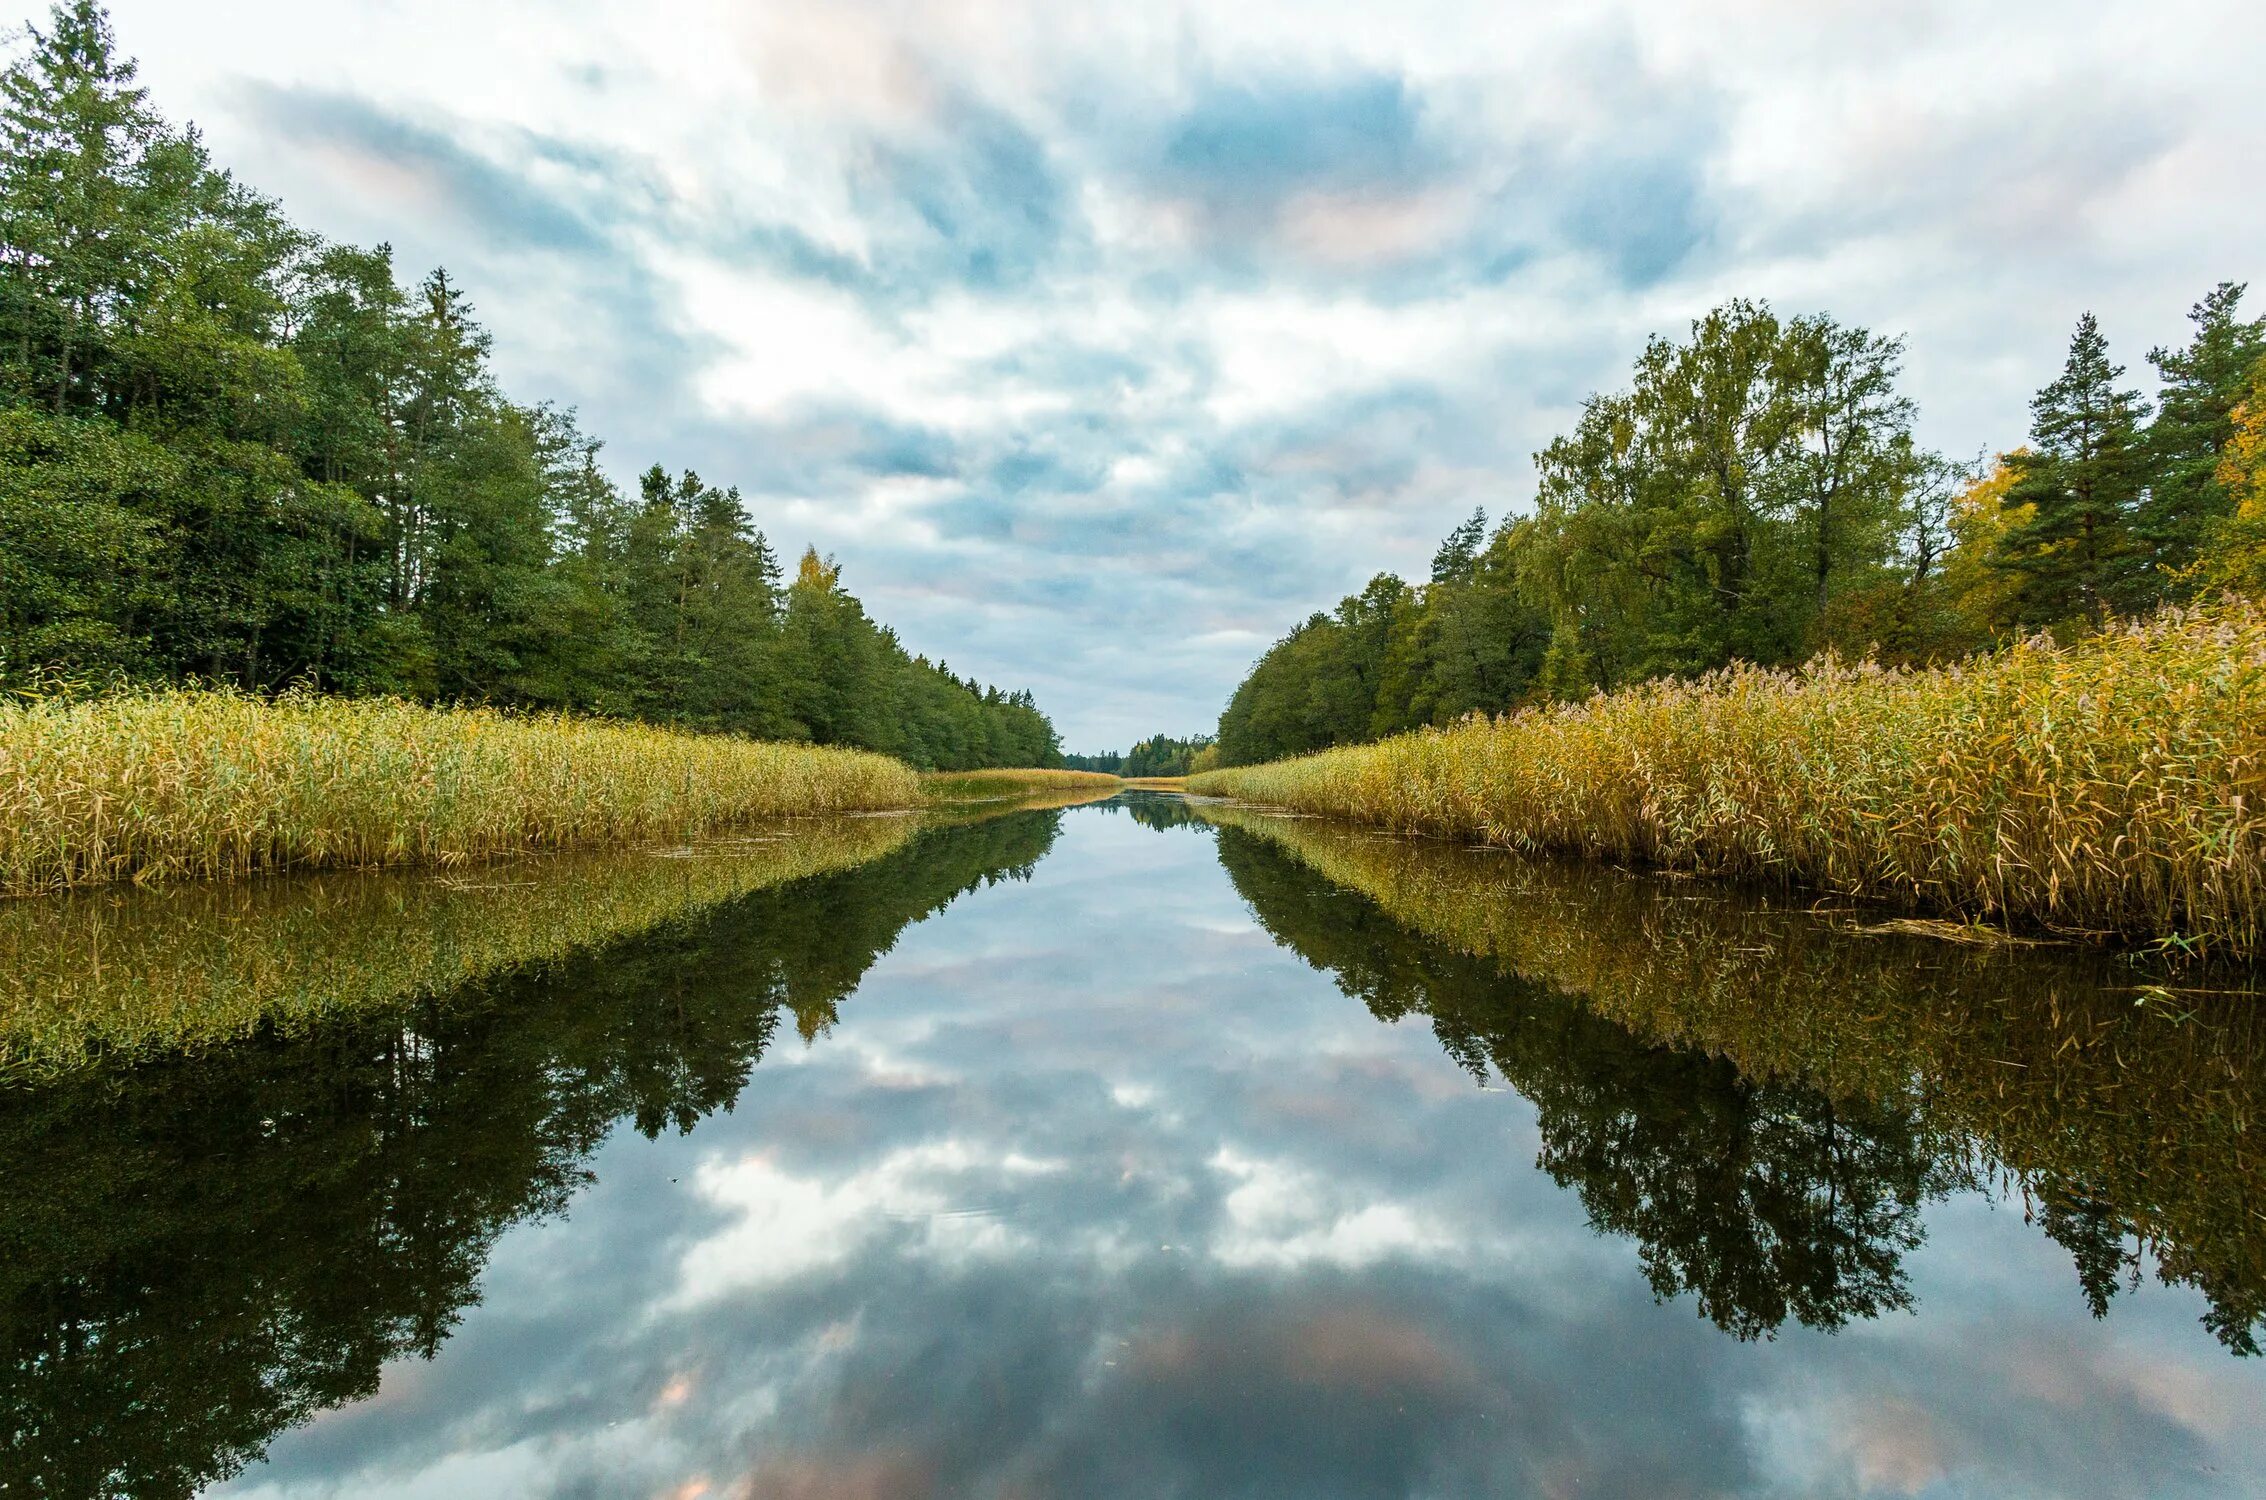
0;689;922;893
920;768;1123;803
1189;604;2266;955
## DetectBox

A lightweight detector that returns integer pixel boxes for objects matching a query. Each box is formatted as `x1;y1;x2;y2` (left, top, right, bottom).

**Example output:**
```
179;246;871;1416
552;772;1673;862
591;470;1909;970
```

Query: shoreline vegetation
0;785;1104;1081
921;768;1129;818
0;690;922;895
921;768;1126;801
1189;604;2266;957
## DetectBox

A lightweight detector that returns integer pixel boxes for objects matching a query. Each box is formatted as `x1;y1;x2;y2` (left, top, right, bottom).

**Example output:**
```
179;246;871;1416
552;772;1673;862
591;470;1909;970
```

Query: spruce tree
1429;508;1486;585
1993;313;2150;628
2139;283;2266;593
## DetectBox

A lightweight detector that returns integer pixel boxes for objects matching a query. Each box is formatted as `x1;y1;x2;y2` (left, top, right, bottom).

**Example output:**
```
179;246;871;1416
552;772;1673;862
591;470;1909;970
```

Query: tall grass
0;817;911;1078
0;690;921;893
1189;604;2266;955
920;768;1123;804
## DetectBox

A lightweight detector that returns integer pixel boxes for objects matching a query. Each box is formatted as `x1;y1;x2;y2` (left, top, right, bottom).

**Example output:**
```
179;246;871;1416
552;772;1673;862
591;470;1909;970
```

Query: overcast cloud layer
53;1;2266;749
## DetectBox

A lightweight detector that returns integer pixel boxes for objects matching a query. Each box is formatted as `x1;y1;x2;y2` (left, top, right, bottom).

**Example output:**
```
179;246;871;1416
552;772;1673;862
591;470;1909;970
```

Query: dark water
5;794;2263;1498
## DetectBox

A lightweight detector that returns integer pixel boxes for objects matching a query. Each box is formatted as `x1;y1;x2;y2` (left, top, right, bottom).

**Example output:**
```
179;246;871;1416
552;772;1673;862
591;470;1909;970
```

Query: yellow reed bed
0;815;913;1077
0;690;922;893
920;768;1123;805
1189;604;2266;955
919;770;1123;815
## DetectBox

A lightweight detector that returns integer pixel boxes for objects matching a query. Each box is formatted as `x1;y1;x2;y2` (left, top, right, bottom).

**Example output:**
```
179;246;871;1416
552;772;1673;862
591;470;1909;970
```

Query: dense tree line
1062;733;1216;776
1217;291;2266;766
0;3;1059;769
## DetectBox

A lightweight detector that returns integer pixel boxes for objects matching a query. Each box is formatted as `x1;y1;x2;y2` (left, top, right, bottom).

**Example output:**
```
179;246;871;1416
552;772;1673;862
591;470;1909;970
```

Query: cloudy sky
52;0;2266;749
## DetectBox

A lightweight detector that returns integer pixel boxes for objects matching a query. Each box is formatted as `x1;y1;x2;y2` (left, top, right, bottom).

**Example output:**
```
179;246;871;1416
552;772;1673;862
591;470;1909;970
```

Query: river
4;793;2262;1497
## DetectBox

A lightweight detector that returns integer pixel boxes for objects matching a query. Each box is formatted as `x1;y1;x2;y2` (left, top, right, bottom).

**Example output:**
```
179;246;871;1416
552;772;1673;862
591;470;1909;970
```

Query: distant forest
1216;287;2266;766
0;3;1060;770
1062;734;1216;777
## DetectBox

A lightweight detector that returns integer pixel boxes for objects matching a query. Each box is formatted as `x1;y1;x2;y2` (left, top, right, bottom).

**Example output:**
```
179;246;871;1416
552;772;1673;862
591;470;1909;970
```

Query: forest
1214;290;2266;765
1061;733;1216;777
0;3;1058;771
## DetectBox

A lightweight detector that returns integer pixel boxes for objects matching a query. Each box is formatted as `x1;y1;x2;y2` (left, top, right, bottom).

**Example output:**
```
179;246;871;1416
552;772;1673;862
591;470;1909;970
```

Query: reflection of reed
0;816;914;1079
923;784;1124;821
920;768;1124;802
1200;803;2266;1350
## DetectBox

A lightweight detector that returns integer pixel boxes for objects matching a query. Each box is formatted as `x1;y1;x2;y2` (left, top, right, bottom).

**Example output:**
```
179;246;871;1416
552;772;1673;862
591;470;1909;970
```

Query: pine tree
1429;507;1486;584
0;0;155;413
2139;283;2266;593
1993;313;2150;628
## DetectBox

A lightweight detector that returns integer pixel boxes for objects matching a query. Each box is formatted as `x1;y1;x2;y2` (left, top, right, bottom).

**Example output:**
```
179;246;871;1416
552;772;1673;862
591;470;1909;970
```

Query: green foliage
1992;312;2152;626
1065;733;1213;776
2141;283;2266;590
0;4;1057;765
1216;522;1549;765
1218;286;2266;766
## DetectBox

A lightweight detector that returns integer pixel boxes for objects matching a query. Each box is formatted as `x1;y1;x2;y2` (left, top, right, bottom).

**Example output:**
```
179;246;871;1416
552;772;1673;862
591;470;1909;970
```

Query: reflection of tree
1213;825;1937;1340
1092;792;1215;833
2034;1184;2141;1321
0;810;1064;1500
1203;809;2266;1356
1523;1041;1927;1337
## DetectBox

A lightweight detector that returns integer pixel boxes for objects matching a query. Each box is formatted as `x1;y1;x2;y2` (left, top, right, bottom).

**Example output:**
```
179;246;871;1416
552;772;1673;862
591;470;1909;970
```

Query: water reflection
1201;804;2266;1354
0;815;915;1078
0;794;2260;1498
0;810;1063;1498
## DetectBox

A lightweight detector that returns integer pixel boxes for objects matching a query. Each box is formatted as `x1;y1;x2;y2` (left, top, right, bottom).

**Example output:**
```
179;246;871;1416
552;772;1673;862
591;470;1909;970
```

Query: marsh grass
0;815;912;1078
920;768;1123;804
1190;604;2266;956
0;690;922;893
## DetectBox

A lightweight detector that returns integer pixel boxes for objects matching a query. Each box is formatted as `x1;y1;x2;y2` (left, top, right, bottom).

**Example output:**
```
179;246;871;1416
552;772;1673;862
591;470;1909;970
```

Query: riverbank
1188;604;2266;957
0;690;921;894
921;768;1124;805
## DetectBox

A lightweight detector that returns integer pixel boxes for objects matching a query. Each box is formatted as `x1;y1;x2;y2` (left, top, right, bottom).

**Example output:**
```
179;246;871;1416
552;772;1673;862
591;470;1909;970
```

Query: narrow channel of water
3;793;2260;1497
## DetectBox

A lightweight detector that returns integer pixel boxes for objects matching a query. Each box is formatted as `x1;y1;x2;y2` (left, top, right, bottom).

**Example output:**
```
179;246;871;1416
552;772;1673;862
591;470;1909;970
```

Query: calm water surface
5;795;2263;1497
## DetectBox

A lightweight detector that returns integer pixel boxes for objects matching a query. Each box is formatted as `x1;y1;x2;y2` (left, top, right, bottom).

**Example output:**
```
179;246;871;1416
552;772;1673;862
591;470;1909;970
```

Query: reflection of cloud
674;1140;1057;1305
1210;1147;1455;1270
728;1450;933;1500
216;811;2266;1498
1831;1395;1951;1496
